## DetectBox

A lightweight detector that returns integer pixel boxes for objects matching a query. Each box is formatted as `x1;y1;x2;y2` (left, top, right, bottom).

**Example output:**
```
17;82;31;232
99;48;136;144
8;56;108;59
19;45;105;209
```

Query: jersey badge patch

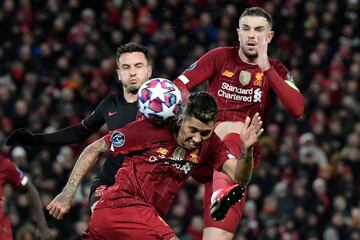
254;72;264;86
189;149;199;163
286;72;294;83
110;131;125;148
172;147;186;160
239;70;251;86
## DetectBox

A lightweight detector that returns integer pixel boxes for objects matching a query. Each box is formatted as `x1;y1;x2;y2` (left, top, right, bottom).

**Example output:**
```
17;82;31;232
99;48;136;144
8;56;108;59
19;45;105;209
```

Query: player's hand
5;128;35;145
47;191;73;220
240;113;263;149
256;35;271;72
37;225;54;240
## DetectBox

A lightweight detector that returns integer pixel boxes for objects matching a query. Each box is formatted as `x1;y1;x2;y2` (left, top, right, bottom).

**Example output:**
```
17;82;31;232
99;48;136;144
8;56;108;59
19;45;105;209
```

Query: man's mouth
130;78;138;84
246;42;256;47
186;140;199;149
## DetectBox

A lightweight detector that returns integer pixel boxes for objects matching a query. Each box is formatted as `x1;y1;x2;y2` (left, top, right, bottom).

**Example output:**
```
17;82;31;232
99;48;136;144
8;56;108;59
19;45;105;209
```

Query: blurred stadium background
0;0;359;239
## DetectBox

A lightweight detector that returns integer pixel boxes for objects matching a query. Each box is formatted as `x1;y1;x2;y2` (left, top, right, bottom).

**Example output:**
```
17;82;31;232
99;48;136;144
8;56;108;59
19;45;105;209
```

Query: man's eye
201;131;211;137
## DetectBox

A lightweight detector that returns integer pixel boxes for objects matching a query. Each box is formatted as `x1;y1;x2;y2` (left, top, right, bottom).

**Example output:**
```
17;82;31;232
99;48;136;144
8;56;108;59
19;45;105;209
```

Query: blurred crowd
0;0;359;239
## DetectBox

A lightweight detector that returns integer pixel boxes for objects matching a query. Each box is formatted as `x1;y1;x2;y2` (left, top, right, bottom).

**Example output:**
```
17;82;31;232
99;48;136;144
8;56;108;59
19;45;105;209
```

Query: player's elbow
291;106;304;118
288;96;304;118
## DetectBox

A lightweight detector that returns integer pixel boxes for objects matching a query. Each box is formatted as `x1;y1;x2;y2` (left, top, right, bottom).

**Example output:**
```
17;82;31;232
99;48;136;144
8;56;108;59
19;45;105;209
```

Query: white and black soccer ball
138;78;182;122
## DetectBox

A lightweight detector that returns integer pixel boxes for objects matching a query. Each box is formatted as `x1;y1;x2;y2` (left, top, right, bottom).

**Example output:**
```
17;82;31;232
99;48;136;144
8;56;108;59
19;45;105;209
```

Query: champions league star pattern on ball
138;78;183;122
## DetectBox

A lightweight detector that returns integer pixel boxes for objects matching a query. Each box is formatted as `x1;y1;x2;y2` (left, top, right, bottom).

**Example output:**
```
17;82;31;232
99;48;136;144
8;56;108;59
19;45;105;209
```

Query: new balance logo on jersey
218;82;262;103
222;70;234;78
108;111;117;117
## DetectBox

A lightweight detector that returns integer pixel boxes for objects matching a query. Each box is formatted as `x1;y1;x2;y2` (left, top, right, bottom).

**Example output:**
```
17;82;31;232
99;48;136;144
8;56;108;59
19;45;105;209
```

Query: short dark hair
182;92;217;124
240;7;272;28
116;42;151;66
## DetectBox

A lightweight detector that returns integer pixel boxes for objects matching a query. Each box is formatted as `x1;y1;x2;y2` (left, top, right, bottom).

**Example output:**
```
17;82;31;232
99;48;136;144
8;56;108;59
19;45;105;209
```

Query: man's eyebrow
255;26;265;30
241;24;265;29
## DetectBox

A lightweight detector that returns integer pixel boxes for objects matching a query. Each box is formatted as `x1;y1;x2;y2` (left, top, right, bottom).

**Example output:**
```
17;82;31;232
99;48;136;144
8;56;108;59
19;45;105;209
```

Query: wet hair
182;92;218;124
240;7;273;28
116;42;151;66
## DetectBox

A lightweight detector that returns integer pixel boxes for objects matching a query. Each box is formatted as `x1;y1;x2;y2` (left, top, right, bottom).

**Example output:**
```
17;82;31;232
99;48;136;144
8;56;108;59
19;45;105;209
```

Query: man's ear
267;31;274;44
147;65;153;78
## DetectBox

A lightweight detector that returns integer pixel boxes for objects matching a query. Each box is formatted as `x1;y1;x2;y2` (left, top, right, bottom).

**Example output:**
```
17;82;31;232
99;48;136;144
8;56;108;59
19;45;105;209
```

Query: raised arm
47;137;109;219
221;113;263;185
257;35;304;118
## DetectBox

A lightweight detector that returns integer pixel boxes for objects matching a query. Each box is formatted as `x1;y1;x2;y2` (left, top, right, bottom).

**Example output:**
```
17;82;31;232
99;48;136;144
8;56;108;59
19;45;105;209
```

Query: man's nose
192;134;202;143
129;67;136;75
248;29;256;38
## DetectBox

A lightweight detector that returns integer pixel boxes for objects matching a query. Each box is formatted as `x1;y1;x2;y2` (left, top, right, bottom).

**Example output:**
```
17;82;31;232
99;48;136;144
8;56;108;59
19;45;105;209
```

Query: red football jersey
0;157;28;216
97;119;231;217
174;46;290;122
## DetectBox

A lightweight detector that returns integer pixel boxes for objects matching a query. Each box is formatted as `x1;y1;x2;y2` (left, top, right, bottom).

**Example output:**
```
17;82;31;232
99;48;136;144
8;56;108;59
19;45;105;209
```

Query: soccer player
6;42;152;211
47;92;264;240
173;7;304;240
0;155;53;240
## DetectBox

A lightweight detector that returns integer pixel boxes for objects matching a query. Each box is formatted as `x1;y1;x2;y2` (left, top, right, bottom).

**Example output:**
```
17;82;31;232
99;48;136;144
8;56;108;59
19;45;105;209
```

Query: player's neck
123;91;138;103
238;49;257;65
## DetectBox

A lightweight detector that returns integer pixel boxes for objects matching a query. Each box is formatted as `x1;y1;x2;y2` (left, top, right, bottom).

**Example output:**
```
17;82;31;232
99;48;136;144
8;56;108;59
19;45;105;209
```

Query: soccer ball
138;78;183;122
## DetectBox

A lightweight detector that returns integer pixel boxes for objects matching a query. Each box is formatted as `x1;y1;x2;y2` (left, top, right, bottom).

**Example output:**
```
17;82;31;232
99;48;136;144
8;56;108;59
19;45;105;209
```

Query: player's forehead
118;52;148;65
183;116;214;131
239;16;270;28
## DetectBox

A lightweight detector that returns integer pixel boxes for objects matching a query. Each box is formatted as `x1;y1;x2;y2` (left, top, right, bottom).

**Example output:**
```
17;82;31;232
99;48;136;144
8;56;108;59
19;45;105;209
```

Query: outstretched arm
222;113;263;185
6;123;93;146
26;181;53;240
47;137;109;219
6;98;109;146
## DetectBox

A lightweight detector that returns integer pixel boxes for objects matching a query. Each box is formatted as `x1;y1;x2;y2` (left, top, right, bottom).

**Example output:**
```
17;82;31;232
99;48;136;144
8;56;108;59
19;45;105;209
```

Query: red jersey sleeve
3;158;28;190
267;61;304;118
174;47;225;90
103;120;159;156
103;129;142;156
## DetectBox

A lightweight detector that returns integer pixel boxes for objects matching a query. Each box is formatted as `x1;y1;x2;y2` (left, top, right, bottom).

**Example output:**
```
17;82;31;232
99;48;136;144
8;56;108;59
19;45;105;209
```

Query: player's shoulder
269;58;288;70
121;119;162;132
104;92;126;104
209;46;238;55
202;132;224;150
0;156;14;169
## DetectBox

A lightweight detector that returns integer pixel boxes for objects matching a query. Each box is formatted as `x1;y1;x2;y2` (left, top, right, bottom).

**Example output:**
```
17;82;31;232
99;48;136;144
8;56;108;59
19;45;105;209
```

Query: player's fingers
57;211;64;220
58;206;69;220
46;200;56;210
48;206;56;217
48;204;56;216
255;121;263;132
257;128;264;138
46;203;52;210
244;116;251;128
52;207;61;219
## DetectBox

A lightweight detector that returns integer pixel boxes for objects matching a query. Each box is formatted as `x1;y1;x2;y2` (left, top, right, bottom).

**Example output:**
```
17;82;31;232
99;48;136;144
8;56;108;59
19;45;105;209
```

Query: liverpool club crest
239;70;251;86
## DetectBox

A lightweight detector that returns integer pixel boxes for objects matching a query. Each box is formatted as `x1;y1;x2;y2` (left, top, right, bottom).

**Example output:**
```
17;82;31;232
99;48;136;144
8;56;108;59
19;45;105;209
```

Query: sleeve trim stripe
285;80;300;92
178;75;190;85
81;120;93;131
21;176;29;186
